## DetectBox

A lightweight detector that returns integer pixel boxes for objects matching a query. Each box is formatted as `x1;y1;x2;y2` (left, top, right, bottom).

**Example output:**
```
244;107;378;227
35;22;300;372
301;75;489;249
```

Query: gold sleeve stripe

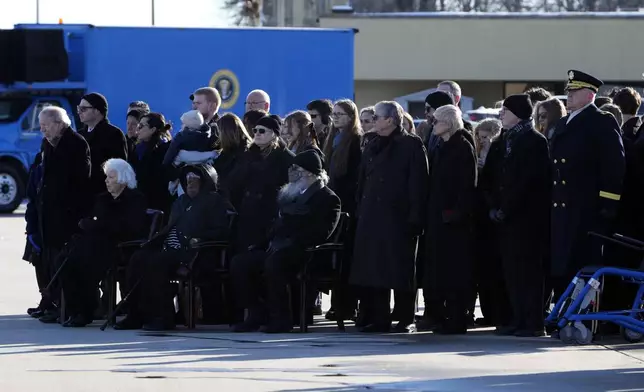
599;191;621;201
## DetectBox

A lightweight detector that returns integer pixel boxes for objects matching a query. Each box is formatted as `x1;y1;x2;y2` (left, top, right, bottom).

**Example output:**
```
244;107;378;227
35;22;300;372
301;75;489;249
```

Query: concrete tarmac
1;210;644;391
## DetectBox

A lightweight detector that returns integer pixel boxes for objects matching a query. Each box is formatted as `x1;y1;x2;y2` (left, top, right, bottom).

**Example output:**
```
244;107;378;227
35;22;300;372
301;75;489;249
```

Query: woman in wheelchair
60;159;148;327
115;164;234;331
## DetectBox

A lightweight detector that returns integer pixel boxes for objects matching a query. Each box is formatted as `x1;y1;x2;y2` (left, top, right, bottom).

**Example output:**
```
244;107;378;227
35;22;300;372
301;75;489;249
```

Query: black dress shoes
62;314;92;328
38;310;60;324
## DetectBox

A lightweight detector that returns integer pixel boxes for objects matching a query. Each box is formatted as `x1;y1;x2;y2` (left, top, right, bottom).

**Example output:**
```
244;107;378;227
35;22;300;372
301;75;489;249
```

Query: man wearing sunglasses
78;92;128;197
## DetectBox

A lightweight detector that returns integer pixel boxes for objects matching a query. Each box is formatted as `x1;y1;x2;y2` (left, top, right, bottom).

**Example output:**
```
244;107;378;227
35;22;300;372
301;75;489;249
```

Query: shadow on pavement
274;367;644;391
1;313;637;365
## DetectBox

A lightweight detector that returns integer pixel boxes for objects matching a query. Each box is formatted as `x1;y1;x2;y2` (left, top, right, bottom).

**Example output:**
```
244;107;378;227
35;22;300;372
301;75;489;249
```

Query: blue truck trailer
0;24;355;213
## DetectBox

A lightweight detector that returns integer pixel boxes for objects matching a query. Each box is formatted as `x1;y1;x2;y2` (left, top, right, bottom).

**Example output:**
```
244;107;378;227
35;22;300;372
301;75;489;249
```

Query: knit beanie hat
503;94;533;120
82;92;108;117
293;150;323;176
424;91;454;110
256;115;281;135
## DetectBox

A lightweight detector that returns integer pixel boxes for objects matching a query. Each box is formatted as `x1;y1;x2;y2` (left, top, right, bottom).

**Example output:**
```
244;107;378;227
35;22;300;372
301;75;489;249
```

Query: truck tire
0;164;26;214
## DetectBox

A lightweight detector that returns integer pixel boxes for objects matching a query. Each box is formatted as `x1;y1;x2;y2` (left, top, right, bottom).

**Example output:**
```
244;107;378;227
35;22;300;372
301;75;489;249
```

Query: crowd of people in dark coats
21;69;644;336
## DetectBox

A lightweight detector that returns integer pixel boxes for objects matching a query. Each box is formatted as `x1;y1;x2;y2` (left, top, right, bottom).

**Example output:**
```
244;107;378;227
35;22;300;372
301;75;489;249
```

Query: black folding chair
298;212;350;332
101;209;164;329
177;210;237;329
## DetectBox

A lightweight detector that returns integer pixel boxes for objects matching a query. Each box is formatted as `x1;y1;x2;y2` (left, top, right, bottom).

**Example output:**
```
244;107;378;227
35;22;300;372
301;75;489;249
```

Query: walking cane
100;278;142;331
39;254;70;298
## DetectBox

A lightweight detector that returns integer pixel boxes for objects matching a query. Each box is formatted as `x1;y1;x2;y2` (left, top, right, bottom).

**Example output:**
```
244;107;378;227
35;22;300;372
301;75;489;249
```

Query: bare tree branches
223;0;644;28
223;0;262;26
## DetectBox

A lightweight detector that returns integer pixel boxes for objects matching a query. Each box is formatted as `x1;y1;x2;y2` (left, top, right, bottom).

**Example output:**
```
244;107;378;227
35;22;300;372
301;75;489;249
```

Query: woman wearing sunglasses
227;115;295;254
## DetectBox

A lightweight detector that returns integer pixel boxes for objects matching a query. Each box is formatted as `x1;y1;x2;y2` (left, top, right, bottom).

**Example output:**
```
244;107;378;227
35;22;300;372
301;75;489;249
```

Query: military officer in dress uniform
548;70;625;303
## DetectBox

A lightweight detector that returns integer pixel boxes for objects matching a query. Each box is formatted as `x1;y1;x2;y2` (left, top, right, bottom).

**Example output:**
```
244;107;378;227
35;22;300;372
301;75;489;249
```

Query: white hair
375;101;404;128
38;106;72;127
316;170;330;187
180;110;205;130
103;158;137;189
434;104;464;132
247;89;271;105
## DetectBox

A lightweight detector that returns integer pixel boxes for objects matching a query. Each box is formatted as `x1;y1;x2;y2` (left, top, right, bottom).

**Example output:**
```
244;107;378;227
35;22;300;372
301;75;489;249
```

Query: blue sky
0;0;232;28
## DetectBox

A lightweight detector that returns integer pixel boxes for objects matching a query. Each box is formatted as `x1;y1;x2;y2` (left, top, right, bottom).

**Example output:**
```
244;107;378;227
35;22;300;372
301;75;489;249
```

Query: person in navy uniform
549;70;625;302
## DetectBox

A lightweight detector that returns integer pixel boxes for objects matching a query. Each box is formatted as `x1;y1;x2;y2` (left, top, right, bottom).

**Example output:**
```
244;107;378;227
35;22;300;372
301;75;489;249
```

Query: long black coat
350;129;429;290
494;125;551;253
227;142;294;251
271;181;341;249
38;127;91;248
609;116;644;268
79;119;128;197
130;141;173;215
327;133;362;217
425;130;477;286
550;105;625;277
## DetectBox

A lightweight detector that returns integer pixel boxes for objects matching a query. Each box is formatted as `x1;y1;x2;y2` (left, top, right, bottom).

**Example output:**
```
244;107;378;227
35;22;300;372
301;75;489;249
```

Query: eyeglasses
331;112;347;118
252;127;267;134
77;105;93;113
245;101;266;106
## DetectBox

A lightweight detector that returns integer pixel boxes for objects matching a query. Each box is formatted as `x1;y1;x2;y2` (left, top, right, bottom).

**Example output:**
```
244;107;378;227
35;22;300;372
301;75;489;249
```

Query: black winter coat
79;119;128;197
130;141;173;215
79;188;148;244
228;142;294;252
350;129;429;290
213;145;248;209
270;181;341;249
549;105;625;277
426;129;477;282
491;124;551;256
327;133;361;216
38;127;92;248
150;164;234;248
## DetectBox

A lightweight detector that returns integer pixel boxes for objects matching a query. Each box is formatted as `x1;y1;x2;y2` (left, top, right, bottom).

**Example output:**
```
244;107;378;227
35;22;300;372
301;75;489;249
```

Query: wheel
0;164;25;214
559;325;575;344
621;326;644;343
574;324;593;345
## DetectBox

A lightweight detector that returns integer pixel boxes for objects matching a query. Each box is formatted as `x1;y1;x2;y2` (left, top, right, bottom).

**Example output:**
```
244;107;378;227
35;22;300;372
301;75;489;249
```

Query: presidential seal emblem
209;69;239;110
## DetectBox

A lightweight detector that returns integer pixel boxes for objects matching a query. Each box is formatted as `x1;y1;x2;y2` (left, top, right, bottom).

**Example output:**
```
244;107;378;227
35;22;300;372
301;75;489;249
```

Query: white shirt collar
567;102;593;124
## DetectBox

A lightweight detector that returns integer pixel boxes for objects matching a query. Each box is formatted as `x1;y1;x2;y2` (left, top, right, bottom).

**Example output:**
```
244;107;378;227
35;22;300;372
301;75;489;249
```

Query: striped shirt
164;226;183;250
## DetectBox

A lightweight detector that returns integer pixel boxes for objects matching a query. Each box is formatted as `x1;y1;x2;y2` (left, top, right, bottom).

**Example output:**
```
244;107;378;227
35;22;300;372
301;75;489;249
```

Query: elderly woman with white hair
58;158;148;328
423;104;477;335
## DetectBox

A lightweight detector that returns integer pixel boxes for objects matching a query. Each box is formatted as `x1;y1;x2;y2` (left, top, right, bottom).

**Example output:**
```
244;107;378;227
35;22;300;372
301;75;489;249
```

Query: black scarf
503;120;532;157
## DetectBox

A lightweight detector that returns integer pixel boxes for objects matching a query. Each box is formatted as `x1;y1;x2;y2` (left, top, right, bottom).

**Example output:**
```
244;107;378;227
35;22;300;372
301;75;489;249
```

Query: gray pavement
1;211;644;391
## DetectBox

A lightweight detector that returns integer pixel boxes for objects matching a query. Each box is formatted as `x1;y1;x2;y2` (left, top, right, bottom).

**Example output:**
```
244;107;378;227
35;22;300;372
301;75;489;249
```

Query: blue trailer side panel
84;27;354;131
